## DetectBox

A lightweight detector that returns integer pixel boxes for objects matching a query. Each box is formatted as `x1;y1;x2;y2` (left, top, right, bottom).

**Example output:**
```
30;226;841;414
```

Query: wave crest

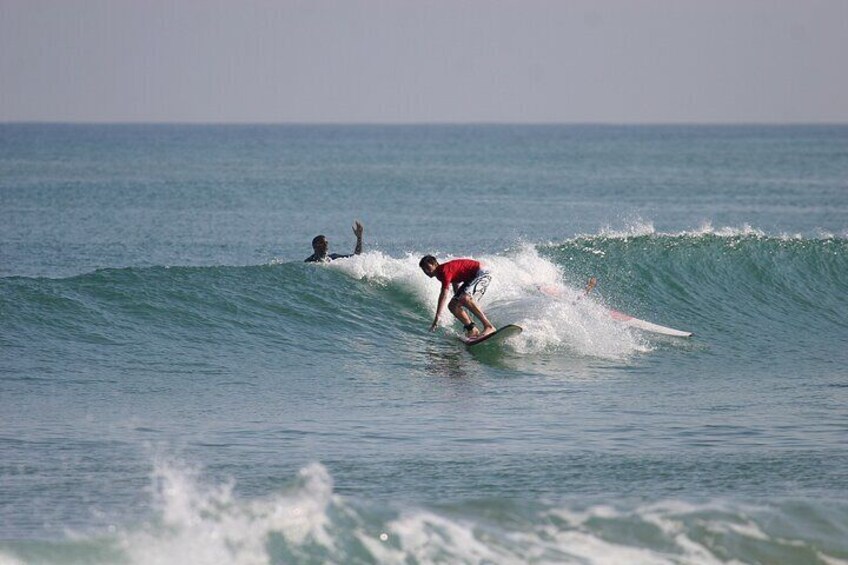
4;461;845;565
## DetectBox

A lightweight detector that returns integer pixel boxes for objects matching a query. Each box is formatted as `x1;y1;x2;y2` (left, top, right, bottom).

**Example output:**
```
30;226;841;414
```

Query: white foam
0;553;25;565
573;220;797;241
331;247;648;360
685;221;766;238
383;500;747;565
597;219;657;239
388;510;507;563
38;460;842;565
548;502;732;565
121;459;338;565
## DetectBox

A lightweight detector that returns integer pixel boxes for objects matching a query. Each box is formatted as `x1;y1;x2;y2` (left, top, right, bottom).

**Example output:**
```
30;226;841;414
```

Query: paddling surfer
419;255;496;339
305;220;364;263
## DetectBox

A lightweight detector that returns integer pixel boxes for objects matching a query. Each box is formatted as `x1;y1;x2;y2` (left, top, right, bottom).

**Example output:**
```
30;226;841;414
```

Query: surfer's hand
352;220;364;239
429;321;438;332
584;277;597;295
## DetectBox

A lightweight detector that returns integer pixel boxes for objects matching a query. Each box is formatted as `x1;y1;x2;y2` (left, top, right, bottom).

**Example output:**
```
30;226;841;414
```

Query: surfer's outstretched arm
430;286;449;332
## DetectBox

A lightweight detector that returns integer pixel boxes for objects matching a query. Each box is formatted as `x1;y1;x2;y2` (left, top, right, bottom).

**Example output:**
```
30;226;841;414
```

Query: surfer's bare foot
480;326;496;337
465;327;480;338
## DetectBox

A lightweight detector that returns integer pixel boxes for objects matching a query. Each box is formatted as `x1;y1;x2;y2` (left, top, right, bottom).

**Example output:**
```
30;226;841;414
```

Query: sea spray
4;460;844;565
120;460;339;565
329;246;649;360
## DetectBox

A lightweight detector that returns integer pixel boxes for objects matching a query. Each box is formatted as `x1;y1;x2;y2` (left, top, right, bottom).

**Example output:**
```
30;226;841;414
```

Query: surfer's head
419;255;439;277
312;235;328;254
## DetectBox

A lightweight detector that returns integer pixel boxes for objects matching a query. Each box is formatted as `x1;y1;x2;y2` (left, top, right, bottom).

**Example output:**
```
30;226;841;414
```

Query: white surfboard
608;309;693;337
537;283;693;337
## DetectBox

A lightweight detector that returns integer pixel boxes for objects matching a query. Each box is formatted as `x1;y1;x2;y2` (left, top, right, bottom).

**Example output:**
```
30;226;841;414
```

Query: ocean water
1;124;847;564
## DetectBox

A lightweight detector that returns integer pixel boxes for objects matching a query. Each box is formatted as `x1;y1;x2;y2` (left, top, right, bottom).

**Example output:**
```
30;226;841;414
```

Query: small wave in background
1;460;845;565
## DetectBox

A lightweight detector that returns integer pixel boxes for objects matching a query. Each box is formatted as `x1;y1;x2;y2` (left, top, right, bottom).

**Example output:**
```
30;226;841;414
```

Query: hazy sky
2;0;847;123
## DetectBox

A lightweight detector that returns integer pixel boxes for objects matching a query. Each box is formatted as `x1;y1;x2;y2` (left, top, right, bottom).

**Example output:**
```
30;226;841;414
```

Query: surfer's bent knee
450;295;474;313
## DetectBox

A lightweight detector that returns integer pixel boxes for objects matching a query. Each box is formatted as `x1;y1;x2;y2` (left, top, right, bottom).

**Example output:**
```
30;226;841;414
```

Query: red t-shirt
434;259;480;290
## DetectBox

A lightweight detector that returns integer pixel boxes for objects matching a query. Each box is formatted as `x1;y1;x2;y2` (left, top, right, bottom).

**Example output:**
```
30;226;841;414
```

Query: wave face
545;226;848;357
3;229;846;366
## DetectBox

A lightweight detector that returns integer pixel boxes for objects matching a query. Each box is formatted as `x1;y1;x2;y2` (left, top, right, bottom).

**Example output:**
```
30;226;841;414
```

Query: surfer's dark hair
312;235;327;248
419;255;438;269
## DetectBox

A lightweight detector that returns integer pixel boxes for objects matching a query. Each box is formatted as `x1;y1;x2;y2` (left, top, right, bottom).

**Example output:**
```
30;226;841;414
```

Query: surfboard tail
609;309;693;337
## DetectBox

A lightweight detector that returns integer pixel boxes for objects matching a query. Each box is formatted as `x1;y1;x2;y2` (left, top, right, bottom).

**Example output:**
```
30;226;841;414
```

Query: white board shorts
454;269;491;302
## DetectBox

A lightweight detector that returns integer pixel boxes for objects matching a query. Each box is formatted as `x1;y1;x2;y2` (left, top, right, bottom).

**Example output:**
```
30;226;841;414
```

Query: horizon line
2;120;847;127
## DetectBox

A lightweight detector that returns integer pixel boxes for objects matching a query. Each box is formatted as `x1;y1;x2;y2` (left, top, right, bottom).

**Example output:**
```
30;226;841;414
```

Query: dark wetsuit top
304;253;353;263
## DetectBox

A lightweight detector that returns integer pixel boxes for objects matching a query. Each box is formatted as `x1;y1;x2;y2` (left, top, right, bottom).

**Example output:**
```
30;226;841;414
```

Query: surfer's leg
448;297;479;337
458;295;495;336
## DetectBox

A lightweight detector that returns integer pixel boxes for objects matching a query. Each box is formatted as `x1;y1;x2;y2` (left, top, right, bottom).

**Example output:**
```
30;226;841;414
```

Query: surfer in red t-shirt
419;255;496;339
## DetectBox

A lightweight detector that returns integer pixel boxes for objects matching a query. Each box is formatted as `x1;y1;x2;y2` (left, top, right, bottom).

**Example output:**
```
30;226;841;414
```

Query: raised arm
352;220;364;255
